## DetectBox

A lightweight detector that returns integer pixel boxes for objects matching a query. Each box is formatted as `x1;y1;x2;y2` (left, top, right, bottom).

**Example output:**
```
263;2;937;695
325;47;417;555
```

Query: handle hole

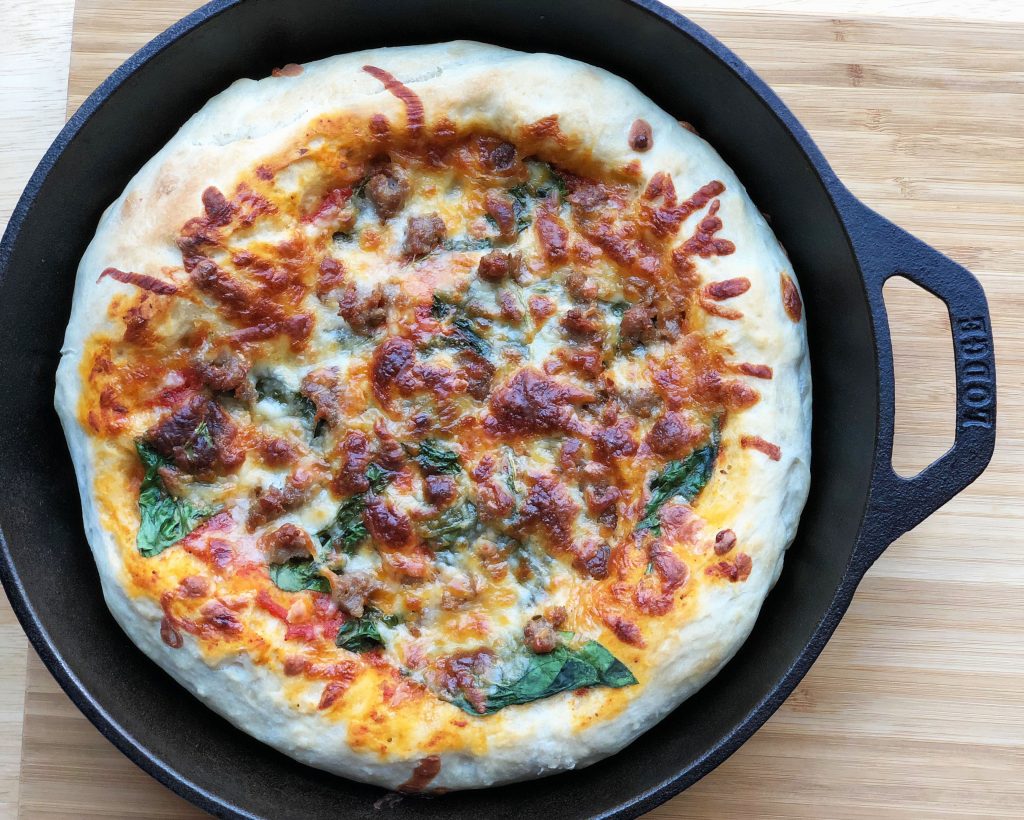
883;276;956;478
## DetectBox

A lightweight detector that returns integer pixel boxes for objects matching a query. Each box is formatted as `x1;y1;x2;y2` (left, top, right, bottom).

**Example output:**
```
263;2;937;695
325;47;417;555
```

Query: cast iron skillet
0;0;998;817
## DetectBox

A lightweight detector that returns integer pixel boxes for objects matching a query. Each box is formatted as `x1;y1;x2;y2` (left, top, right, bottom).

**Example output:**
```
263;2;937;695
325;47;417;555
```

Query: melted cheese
73;100;783;773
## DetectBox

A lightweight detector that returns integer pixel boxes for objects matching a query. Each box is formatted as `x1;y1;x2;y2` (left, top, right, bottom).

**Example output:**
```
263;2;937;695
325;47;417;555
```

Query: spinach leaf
636;419;721;535
501;447;519;497
451;315;491;358
269;558;330;594
422;502;477;548
609;300;631;317
317;495;368;554
447;640;637;715
336;608;401;653
183;421;213;463
427;296;492;359
507;185;533;233
496;163;566;237
366;463;391;493
135;441;212;558
254;376;317;426
443;237;493;252
351;174;371;200
254;375;294;406
431;293;455;320
316;466;394;554
573;640;638;688
414;439;461;475
534;162;568;200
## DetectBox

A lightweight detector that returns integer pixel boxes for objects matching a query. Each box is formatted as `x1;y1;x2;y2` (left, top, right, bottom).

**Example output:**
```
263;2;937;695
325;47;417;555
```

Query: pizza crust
56;41;810;790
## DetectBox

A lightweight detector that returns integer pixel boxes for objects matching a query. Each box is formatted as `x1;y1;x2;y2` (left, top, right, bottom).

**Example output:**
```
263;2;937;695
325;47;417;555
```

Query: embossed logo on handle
955;316;994;429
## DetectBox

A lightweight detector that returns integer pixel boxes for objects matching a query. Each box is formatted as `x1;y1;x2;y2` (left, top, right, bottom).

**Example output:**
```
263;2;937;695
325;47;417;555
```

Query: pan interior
0;1;877;816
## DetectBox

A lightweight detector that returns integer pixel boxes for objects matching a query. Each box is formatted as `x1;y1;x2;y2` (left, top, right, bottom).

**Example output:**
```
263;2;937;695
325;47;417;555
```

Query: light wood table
1;1;1021;817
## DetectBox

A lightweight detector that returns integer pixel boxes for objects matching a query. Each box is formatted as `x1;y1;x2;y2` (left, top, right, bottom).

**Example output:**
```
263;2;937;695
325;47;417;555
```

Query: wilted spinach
636;419;721;535
269;558;330;594
451;315;491;358
491;162;567;237
446;640;637;715
414;439;462;475
316;465;393;554
501;447;519;498
254;375;317;427
431;294;455;320
365;463;391;493
427;295;492;358
533;161;568;200
336;608;401;653
135;441;213;558
422;502;478;549
507;185;533;234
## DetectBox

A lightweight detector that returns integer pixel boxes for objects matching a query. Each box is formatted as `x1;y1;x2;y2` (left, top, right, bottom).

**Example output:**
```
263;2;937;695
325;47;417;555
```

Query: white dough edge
55;41;811;791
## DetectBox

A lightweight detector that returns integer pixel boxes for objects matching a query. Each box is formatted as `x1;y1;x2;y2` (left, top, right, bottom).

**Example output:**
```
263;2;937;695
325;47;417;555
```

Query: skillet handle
842;196;996;562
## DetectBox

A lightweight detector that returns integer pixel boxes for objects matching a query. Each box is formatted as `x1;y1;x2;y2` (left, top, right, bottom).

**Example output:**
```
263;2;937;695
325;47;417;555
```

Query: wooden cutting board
16;2;1024;817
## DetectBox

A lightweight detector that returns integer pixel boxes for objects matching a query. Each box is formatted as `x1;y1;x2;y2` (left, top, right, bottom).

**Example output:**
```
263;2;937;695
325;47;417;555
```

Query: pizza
55;42;810;791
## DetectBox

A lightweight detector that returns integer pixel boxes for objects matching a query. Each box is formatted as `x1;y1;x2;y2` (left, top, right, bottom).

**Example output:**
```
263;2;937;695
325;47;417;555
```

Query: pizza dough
55;41;810;791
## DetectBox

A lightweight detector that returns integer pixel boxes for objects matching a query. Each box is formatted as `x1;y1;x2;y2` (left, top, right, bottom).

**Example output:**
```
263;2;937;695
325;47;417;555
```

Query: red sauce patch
256;589;290;621
304;187;352;224
362;65;425;135
740;435;782;461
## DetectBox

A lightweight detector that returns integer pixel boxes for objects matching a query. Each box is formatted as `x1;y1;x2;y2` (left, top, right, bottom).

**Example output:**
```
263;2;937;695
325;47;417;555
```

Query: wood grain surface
4;1;1023;817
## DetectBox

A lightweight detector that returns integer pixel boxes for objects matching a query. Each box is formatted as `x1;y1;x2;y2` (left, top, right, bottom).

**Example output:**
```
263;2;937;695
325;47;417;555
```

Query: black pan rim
0;0;950;817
